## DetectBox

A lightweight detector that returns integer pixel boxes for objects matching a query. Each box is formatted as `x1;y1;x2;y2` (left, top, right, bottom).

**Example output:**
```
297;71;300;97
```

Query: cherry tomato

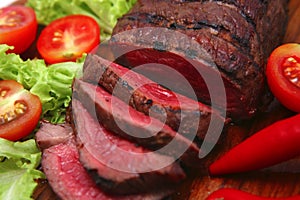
0;5;37;54
37;14;100;64
266;43;300;113
0;80;42;141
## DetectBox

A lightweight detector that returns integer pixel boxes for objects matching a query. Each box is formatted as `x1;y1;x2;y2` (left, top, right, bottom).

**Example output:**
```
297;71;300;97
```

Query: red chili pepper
206;188;300;200
209;113;300;175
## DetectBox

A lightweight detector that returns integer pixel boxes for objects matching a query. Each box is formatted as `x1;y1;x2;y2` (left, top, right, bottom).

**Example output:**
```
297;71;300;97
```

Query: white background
0;0;18;8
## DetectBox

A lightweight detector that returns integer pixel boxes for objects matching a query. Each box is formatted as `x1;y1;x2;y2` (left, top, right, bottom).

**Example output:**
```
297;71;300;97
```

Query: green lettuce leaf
26;0;137;41
0;44;84;123
0;138;45;200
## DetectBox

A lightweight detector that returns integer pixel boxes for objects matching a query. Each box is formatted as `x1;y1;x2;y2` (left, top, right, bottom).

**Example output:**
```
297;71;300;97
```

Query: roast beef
126;0;288;58
123;0;263;62
129;0;265;26
40;136;172;200
35;121;73;149
72;99;186;195
82;53;227;143
72;78;201;166
109;0;289;120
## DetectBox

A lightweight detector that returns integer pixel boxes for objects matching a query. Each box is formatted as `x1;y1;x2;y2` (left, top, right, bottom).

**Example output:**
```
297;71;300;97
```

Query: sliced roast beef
72;99;186;195
109;0;289;120
41;136;173;200
82;53;227;143
35;121;73;149
72;78;201;166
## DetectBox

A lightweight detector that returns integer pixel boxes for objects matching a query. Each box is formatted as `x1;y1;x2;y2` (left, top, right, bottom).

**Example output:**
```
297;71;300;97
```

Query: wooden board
26;0;300;199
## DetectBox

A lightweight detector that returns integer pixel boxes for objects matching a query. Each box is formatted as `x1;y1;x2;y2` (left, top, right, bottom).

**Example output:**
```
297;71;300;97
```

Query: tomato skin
0;80;42;141
37;15;100;64
206;188;300;200
0;6;38;54
266;43;300;113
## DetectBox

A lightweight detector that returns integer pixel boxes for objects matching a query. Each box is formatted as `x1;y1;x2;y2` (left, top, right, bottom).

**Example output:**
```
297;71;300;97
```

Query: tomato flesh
0;6;37;54
0;80;42;141
37;14;100;64
266;43;300;113
282;57;300;88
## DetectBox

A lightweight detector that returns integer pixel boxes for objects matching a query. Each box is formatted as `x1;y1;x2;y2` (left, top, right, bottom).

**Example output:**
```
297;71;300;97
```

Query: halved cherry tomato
266;43;300;113
0;5;37;54
37;14;100;64
0;80;42;141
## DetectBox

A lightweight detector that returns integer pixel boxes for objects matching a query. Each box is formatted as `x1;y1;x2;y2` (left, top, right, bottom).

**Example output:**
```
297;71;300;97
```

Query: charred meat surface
126;0;263;61
72;99;186;195
72;78;201;166
82;54;227;143
129;0;266;28
110;0;289;120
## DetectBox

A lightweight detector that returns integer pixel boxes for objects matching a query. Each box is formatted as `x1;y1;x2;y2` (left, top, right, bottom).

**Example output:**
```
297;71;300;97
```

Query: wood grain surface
30;0;300;199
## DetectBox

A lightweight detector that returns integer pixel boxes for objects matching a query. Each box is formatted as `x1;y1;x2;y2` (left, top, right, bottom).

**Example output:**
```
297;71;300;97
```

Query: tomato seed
54;31;63;37
0;10;22;28
0;90;7;97
7;111;16;121
52;31;64;42
15;108;25;115
15;102;27;111
283;57;300;88
0;102;27;125
9;11;17;16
